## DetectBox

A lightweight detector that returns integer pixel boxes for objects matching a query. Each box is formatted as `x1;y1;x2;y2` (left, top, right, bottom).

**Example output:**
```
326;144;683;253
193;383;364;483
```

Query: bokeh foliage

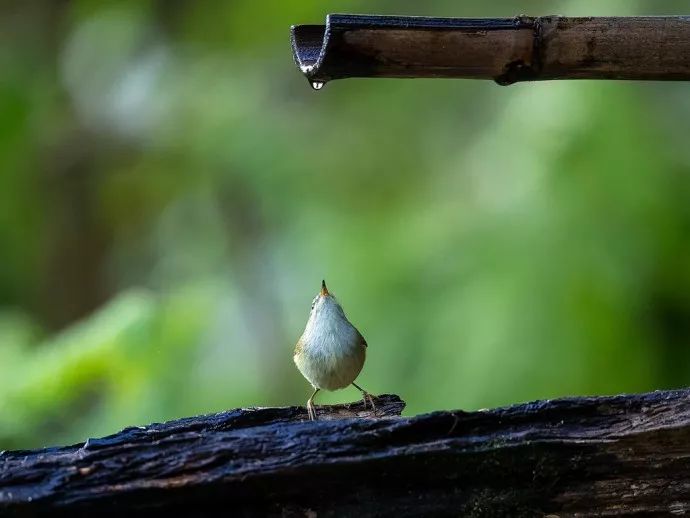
0;0;689;449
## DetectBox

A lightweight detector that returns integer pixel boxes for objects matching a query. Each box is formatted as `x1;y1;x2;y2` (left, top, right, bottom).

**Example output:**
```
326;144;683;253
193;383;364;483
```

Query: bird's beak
320;279;329;296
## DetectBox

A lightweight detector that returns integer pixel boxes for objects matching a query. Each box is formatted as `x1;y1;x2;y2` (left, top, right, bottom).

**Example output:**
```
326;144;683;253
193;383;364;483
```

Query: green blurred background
1;0;689;450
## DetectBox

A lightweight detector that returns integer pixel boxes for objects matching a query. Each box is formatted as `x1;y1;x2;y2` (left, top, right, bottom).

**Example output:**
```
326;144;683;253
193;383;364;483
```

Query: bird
293;280;375;420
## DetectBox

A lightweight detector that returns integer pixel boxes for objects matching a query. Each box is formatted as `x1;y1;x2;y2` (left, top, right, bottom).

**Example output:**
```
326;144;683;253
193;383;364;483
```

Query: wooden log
290;14;690;86
2;389;690;516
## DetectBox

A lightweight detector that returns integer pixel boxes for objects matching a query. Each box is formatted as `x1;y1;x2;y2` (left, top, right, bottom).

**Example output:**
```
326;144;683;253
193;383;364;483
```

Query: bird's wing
294;337;305;355
357;329;368;348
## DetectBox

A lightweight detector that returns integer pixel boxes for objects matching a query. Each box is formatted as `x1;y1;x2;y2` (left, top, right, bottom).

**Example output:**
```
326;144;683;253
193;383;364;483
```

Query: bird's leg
306;388;320;421
352;382;376;415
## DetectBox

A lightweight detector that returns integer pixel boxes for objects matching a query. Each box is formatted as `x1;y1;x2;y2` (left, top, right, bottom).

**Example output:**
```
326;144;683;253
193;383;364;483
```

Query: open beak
320;279;329;296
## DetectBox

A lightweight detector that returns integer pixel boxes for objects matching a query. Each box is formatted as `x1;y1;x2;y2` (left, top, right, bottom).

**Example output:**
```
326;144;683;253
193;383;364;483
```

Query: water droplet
311;81;325;91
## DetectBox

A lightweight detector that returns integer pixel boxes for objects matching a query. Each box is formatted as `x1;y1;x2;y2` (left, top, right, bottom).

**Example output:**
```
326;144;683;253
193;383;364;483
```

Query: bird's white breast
294;299;365;391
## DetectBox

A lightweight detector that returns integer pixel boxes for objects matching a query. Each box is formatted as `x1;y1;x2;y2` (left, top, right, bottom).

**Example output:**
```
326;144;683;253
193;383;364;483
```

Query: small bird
294;280;375;420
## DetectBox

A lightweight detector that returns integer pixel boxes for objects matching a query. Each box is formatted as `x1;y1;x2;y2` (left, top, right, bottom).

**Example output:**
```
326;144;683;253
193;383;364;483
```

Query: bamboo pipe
290;14;690;86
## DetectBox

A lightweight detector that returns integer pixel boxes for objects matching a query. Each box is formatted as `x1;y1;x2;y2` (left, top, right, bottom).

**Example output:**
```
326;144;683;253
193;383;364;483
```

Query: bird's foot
362;392;377;415
306;400;318;421
352;382;377;416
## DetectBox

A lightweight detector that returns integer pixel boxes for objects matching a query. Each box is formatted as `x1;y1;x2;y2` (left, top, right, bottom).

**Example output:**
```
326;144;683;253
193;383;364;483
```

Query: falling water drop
311;81;325;91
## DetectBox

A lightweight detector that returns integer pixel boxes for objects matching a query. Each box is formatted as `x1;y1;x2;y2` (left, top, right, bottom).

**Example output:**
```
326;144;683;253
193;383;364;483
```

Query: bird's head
309;279;345;319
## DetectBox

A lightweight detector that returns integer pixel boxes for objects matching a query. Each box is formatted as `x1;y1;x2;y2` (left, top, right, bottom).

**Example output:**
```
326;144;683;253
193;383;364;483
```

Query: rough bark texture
2;389;690;517
290;14;690;85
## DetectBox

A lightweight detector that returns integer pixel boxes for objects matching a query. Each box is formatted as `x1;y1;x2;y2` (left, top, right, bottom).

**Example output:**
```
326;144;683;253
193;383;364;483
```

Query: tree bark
2;389;690;516
291;14;690;86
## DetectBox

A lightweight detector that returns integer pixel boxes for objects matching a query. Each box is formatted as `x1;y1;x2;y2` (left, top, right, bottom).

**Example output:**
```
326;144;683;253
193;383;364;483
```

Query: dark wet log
2;389;690;516
291;14;690;86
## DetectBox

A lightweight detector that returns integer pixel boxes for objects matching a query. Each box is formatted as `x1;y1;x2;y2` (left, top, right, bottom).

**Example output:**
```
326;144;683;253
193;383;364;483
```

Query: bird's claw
362;392;377;415
307;400;317;421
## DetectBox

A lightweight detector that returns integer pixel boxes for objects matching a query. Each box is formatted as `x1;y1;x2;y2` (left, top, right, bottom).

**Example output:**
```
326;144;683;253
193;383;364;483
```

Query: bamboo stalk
290;14;690;86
